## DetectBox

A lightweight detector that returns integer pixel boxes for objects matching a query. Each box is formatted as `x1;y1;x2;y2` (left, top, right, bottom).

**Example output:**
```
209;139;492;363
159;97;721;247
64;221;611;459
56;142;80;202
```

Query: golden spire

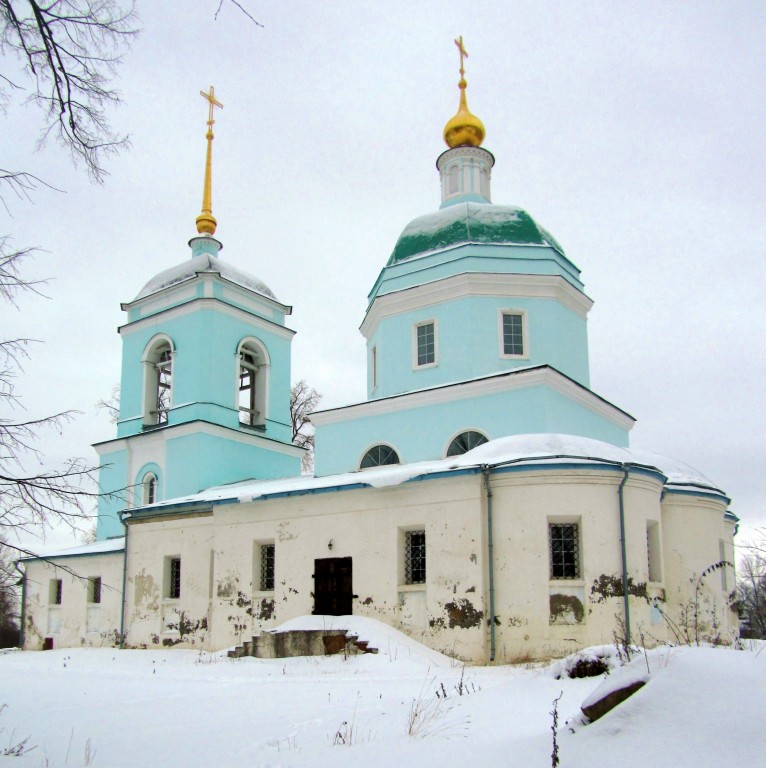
443;36;485;148
196;85;223;236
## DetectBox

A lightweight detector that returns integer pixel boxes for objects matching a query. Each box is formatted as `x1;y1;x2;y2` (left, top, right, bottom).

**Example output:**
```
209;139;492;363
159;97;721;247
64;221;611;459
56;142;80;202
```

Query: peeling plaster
549;593;584;625
444;599;484;629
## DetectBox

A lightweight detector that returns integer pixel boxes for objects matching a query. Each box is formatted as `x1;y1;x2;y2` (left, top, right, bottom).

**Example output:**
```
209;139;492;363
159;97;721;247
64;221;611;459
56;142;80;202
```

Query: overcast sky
5;1;765;550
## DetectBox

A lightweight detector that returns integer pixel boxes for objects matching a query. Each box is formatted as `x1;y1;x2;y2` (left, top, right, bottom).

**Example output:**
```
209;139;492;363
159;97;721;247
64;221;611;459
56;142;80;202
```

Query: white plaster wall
487;469;673;661
661;492;737;644
122;469;736;663
124;514;214;648
22;553;124;650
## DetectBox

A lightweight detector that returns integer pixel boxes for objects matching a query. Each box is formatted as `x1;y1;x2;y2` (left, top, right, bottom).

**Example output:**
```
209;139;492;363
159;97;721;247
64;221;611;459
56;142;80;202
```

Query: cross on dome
443;36;485;148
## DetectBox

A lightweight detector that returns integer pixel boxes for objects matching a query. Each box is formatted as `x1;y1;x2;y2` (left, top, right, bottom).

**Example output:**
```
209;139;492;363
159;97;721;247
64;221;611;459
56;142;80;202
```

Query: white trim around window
412;318;438;370
497;308;529;360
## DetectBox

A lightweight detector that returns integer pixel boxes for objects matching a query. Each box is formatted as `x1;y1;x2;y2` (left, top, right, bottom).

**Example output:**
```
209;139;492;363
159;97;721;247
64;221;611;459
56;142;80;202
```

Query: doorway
313;557;353;616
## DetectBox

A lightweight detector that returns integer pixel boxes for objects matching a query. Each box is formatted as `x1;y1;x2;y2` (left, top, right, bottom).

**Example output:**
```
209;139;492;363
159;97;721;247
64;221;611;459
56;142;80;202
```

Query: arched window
237;339;269;426
142;336;173;426
360;444;400;469
446;430;488;457
142;473;158;505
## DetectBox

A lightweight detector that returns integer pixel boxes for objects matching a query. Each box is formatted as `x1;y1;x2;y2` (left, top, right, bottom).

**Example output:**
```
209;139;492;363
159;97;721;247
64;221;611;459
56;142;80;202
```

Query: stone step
228;629;378;659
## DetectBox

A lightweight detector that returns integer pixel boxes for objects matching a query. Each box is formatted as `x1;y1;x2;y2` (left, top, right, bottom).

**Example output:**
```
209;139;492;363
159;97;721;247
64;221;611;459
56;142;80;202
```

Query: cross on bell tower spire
196;85;224;236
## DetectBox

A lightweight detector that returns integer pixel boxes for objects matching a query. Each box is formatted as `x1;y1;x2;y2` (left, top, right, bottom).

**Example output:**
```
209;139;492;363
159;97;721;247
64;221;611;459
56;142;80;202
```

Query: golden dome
443;78;485;148
443;36;485;148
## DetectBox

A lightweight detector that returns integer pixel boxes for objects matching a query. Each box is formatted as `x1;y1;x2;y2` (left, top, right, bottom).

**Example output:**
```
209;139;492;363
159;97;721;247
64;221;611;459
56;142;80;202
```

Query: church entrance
313;557;353;615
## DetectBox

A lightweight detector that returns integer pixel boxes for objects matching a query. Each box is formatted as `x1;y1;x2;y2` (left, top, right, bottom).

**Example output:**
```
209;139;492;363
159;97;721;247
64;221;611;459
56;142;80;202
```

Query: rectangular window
260;543;275;592
647;521;662;582
416;322;435;367
405;530;426;585
549;523;580;579
50;579;63;605
502;312;524;356
167;557;181;599
371;346;378;390
87;577;102;604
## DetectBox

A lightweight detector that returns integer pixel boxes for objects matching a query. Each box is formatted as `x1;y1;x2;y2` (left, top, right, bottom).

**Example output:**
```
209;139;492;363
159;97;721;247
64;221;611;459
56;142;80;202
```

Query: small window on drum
446;431;488;457
360;444;400;469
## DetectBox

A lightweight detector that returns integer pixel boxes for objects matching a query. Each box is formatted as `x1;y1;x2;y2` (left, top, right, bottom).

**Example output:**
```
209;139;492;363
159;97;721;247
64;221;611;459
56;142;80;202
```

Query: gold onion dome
443;37;485;148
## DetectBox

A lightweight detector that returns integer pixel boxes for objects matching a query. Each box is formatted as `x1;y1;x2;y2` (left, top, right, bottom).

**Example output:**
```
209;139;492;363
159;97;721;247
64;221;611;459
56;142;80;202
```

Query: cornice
312;366;634;431
94;419;305;458
118;297;296;341
361;272;593;339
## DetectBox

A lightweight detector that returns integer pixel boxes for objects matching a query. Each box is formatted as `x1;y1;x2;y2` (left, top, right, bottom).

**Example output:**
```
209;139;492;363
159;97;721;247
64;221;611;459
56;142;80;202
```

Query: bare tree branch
95;382;119;423
0;245;114;541
214;0;263;26
290;380;320;474
738;531;766;639
1;0;139;181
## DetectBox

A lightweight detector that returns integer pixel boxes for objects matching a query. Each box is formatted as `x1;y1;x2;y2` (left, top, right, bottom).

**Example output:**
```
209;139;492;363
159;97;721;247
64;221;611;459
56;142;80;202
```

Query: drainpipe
14;562;26;648
481;466;496;662
119;515;130;649
618;466;631;647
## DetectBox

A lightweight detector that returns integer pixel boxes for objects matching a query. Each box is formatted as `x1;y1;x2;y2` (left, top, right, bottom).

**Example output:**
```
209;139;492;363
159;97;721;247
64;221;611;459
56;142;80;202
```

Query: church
18;43;739;663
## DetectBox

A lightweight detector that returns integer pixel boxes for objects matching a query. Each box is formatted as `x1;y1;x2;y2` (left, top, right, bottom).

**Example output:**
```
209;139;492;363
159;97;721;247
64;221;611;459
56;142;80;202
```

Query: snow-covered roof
132;253;276;302
133;433;726;515
19;536;125;562
388;202;566;264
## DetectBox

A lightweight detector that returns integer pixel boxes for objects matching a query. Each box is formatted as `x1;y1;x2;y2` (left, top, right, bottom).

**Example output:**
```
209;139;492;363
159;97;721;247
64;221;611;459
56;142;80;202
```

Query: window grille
169;558;181;599
549;523;580;579
360;445;400;469
88;577;102;604
416;323;435;366
239;350;259;425
405;530;426;585
51;579;62;605
260;544;275;591
502;313;524;356
447;430;488;457
155;348;172;424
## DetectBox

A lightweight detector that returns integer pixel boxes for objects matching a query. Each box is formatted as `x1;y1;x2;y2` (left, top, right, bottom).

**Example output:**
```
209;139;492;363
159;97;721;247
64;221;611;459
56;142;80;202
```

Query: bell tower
94;87;303;539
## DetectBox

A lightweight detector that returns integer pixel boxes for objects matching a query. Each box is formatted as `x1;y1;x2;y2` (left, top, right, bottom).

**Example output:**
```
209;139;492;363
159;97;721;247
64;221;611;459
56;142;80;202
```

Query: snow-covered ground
1;617;763;767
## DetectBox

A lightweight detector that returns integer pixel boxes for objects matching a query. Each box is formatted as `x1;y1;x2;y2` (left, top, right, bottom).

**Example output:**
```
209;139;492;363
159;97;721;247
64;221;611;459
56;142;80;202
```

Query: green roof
388;202;565;264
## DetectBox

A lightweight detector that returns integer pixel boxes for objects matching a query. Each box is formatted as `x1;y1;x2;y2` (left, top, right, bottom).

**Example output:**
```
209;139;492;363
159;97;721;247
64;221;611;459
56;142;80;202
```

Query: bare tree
0;536;20;646
0;2;138;553
738;530;766;639
290;380;320;473
1;0;138;182
1;246;106;549
96;382;120;424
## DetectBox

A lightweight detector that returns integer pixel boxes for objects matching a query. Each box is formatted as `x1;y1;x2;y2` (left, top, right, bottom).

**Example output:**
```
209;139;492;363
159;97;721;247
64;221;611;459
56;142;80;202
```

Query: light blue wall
94;270;299;541
117;301;293;443
367;294;590;398
95;448;129;540
94;428;302;540
314;383;629;477
164;431;299;498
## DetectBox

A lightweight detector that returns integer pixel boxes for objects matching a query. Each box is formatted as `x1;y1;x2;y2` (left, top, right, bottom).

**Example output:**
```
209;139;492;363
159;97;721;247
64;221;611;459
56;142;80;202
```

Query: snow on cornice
130;433;727;515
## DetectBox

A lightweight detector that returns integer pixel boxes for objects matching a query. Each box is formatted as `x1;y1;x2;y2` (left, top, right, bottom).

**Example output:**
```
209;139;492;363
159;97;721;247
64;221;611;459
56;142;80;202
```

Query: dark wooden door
313;557;353;616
